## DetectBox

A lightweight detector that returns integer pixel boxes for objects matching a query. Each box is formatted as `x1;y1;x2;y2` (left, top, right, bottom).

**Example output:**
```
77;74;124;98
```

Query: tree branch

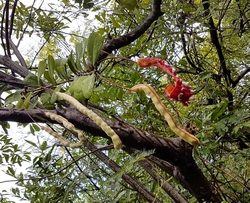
0;55;31;77
232;65;250;87
0;71;26;88
96;0;164;64
202;0;232;85
124;147;189;203
86;141;162;203
0;107;221;202
202;0;234;110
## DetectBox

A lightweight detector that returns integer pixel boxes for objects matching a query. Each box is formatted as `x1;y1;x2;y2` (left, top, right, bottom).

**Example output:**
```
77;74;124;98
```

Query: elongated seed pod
44;112;86;146
130;84;200;146
54;92;123;149
41;126;84;148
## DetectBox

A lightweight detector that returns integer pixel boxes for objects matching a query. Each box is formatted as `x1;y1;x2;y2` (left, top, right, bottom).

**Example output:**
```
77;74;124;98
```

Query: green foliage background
0;0;249;202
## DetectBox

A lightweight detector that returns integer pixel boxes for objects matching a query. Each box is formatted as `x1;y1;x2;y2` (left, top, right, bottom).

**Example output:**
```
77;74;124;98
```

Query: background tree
0;0;249;202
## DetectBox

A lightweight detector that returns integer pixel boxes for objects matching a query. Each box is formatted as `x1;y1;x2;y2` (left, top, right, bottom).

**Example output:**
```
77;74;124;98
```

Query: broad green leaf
38;60;47;84
3;153;9;162
211;100;228;121
68;52;78;74
55;58;69;79
44;71;56;84
75;42;83;70
40;141;48;151
16;92;32;109
69;74;95;101
87;32;104;65
111;16;121;28
94;85;105;92
40;92;52;104
7;167;16;177
81;38;90;70
131;71;140;84
48;55;56;83
30;124;35;135
23;74;39;85
5;90;22;105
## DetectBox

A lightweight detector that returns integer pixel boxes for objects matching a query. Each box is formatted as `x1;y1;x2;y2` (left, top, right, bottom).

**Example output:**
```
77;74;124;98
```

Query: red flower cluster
137;58;194;106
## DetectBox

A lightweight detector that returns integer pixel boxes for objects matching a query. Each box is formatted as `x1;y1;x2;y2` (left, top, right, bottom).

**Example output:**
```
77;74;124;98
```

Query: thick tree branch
0;55;31;77
0;71;26;88
0;107;221;202
96;0;164;64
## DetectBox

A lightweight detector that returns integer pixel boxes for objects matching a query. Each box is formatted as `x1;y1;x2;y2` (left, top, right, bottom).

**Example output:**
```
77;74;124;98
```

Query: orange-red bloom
137;58;194;106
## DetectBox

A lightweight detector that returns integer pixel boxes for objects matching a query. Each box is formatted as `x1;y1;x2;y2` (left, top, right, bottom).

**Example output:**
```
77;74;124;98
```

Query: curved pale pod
131;84;200;146
43;112;86;147
55;92;123;149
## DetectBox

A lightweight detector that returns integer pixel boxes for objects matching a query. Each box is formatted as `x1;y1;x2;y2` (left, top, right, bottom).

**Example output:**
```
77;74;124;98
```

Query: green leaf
30;124;35;135
68;52;78;74
131;71;140;84
211;100;228;121
55;58;69;79
87;32;104;65
7;166;15;177
32;124;40;134
25;139;38;148
111;16;121;28
40;141;48;151
40;92;52;104
69;74;95;101
3;153;9;162
5;91;22;105
23;74;39;85
51;85;61;103
44;71;55;84
117;0;138;10
38;60;47;84
75;42;83;70
48;55;56;83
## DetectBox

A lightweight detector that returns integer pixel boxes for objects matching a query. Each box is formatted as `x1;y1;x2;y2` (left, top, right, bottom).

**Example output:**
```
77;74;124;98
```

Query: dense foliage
0;0;249;202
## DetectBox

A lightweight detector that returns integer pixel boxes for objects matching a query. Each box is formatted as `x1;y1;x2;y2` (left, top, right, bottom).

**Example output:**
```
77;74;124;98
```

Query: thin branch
9;0;19;37
96;0;164;64
86;141;162;203
1;2;7;55
124;147;189;203
4;0;11;58
9;39;27;68
202;0;232;85
202;0;234;110
232;65;250;87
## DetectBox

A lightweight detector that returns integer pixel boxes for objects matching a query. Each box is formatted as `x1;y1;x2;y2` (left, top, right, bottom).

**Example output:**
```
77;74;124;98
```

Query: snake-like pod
43;112;86;147
54;92;123;149
130;84;200;146
41;126;84;148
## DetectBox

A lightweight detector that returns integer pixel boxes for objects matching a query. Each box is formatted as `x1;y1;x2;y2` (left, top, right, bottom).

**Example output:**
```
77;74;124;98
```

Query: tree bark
0;107;222;202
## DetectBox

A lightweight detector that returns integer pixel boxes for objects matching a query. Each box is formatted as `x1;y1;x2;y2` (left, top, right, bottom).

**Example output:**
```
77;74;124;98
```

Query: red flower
164;78;193;106
137;58;194;106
